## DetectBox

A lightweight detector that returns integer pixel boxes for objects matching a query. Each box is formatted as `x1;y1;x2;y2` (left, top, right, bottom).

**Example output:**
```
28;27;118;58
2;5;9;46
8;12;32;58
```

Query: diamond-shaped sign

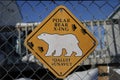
24;5;98;79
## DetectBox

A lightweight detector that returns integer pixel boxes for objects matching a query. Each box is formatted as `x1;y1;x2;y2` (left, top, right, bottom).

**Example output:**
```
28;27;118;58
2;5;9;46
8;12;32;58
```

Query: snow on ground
64;68;98;80
113;69;120;75
14;78;33;80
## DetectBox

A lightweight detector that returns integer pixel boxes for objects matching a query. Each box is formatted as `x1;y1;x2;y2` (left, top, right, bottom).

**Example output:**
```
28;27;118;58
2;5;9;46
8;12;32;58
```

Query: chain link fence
0;1;120;80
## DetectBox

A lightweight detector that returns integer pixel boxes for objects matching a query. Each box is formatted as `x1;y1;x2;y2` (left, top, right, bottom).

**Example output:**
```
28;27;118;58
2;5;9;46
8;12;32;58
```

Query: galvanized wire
0;0;120;80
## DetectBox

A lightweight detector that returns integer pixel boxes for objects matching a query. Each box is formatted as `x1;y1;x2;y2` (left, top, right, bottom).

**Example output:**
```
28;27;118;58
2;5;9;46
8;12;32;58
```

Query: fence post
98;66;109;80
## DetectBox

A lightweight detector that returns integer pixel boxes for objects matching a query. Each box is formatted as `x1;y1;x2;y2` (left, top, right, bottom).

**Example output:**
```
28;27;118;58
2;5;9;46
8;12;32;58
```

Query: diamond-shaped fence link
0;1;120;80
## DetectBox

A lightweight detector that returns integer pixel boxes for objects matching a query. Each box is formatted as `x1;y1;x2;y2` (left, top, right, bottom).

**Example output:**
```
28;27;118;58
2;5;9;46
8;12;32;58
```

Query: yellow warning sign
24;5;98;78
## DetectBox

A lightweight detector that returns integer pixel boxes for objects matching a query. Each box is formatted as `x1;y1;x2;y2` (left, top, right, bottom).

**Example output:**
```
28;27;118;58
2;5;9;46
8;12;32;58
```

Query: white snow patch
64;68;98;80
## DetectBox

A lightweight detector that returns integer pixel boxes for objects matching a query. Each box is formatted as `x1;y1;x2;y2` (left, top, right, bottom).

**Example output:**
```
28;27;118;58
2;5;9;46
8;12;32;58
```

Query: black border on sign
27;8;96;77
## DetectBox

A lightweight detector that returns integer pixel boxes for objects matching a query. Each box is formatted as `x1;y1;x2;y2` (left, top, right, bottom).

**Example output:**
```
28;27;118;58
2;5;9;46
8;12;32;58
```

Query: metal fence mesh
0;1;120;80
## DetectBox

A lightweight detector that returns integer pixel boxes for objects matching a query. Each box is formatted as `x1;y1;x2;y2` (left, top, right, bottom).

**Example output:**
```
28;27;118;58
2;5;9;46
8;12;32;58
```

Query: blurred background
0;0;120;80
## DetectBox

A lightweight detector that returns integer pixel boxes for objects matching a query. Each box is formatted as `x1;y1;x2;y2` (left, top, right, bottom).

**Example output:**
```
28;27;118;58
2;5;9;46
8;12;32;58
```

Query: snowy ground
64;68;98;80
113;69;120;75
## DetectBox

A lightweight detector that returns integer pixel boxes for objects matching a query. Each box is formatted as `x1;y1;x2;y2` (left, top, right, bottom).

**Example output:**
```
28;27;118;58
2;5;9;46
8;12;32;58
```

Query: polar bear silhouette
38;33;82;56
